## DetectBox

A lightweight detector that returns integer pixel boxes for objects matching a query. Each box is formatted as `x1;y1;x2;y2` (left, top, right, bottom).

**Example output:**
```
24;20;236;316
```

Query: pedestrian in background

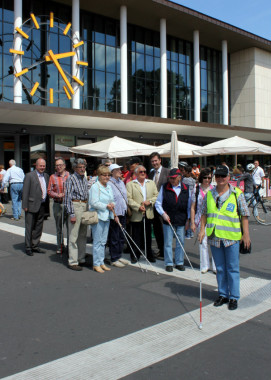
22;158;49;256
148;152;170;260
190;168;216;274
65;158;88;271
48;157;69;254
182;165;196;239
1;159;24;221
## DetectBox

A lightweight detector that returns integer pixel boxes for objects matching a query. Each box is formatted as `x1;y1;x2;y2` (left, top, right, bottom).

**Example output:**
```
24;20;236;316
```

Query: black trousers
152;207;164;255
25;203;45;251
108;215;126;262
131;217;154;260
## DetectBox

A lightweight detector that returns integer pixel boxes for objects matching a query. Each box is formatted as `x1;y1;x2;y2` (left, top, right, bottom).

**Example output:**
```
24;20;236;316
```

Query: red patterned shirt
47;171;70;202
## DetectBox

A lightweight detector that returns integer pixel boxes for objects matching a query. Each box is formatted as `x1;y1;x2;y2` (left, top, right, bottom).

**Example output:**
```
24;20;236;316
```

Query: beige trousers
68;202;87;266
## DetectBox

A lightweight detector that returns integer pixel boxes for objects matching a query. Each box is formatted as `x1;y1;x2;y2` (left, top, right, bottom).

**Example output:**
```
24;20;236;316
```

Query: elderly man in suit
126;165;158;263
22;158;49;256
148;152;170;260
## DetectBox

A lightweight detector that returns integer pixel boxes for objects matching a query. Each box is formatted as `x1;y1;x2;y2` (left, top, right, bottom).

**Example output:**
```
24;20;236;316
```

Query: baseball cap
109;163;123;172
168;168;181;178
215;165;229;176
192;163;197;167
178;161;188;167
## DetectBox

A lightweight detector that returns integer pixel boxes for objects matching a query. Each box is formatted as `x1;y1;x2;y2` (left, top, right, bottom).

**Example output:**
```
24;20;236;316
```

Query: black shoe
68;264;83;271
213;296;229;307
26;250;33;256
32;247;45;253
131;257;138;264
228;299;238;310
166;266;173;272
148;257;156;263
175;265;185;271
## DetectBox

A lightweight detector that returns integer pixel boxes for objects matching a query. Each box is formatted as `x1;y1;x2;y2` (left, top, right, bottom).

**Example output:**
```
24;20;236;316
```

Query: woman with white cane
155;168;191;272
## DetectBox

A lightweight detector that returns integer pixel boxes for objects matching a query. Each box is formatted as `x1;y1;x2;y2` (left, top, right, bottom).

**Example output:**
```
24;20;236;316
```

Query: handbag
234;190;252;254
81;211;98;225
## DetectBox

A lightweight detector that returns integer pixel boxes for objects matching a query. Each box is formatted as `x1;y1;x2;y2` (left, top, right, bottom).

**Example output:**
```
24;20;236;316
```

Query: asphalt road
0;201;270;379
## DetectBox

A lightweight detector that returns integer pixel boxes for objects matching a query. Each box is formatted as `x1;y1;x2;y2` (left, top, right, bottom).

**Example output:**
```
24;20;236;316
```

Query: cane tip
199;324;202;330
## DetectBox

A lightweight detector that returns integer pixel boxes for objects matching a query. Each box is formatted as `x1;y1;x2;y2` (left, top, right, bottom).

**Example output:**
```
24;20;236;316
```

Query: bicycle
245;187;271;226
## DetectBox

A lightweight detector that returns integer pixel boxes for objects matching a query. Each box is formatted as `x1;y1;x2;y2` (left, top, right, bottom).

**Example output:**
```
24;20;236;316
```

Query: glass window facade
200;46;222;123
167;37;193;120
127;25;160;116
81;13;120;112
0;0;224;124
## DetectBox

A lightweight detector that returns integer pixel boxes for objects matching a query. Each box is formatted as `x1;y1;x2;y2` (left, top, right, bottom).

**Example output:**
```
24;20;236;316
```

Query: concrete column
120;5;128;114
193;30;200;122
72;0;80;109
160;18;167;118
222;40;229;125
14;0;22;103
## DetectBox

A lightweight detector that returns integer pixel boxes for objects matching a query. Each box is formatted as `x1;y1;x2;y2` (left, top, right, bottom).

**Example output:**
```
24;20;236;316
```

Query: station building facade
1;0;271;173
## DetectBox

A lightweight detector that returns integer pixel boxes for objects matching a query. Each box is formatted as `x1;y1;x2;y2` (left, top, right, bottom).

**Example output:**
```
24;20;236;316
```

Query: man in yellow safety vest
198;165;251;310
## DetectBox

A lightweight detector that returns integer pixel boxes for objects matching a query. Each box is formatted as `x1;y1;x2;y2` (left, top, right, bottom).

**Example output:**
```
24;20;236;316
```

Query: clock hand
45;51;75;61
48;49;74;95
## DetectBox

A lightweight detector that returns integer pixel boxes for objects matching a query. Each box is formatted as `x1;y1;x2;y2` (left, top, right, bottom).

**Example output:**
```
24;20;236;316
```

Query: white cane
199;243;203;330
168;220;199;281
143;212;147;260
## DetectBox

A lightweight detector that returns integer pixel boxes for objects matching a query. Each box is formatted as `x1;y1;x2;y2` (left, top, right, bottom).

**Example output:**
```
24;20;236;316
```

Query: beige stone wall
230;47;271;130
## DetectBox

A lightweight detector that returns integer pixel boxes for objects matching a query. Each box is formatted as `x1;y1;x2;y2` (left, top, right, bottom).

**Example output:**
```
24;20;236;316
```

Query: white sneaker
201;268;209;274
119;258;129;265
112;260;125;268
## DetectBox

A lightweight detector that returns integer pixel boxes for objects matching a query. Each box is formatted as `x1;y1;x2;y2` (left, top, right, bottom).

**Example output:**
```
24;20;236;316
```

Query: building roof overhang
56;0;271;53
1;103;271;144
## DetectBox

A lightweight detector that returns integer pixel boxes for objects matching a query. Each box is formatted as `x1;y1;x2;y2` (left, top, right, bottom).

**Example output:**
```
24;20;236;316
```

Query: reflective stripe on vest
206;188;242;240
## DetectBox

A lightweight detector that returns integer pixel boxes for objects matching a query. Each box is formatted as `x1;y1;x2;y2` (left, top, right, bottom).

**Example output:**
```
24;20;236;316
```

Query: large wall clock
10;12;88;104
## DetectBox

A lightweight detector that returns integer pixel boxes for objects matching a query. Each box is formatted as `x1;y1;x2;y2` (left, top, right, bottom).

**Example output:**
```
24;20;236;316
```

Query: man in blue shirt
155;168;191;272
1;159;25;221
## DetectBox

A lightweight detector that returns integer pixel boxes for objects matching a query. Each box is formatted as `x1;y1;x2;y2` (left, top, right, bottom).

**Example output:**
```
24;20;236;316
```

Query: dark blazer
149;166;170;191
22;170;49;213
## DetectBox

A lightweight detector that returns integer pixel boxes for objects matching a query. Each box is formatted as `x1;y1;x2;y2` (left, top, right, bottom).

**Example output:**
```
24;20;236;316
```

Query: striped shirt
201;184;249;247
64;172;88;216
47;171;70;202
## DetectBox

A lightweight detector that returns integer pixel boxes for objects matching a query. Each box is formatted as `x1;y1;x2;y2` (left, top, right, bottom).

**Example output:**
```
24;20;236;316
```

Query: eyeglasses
203;176;212;180
215;174;227;178
55;164;64;167
101;174;110;177
139;170;146;174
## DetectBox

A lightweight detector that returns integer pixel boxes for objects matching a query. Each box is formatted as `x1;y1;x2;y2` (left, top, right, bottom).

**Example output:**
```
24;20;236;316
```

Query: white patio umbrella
69;136;161;158
158;140;201;158
192;135;271;166
170;131;179;168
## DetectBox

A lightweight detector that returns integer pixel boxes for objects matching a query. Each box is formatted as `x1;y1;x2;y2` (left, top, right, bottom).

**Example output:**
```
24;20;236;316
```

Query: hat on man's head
129;157;141;165
192;163;197;167
109;163;122;172
215;165;229;176
178;161;188;167
168;168;181;178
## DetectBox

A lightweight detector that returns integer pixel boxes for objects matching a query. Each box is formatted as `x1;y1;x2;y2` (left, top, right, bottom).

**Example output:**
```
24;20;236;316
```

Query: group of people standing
0;153;254;311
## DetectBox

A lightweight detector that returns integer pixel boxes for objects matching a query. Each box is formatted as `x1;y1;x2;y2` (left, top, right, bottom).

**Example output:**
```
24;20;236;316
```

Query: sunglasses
215;174;227;178
203;176;212;180
139;170;146;174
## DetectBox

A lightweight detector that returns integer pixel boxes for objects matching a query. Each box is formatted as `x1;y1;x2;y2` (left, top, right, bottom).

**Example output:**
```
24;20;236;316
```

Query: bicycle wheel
253;199;271;225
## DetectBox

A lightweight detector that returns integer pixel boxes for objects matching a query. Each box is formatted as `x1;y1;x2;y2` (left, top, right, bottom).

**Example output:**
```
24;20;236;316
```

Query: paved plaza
0;202;270;380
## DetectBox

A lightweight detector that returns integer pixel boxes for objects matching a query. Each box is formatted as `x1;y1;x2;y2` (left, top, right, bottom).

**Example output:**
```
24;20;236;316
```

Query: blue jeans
211;242;240;300
92;220;110;267
245;192;258;217
10;183;23;219
163;224;185;266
